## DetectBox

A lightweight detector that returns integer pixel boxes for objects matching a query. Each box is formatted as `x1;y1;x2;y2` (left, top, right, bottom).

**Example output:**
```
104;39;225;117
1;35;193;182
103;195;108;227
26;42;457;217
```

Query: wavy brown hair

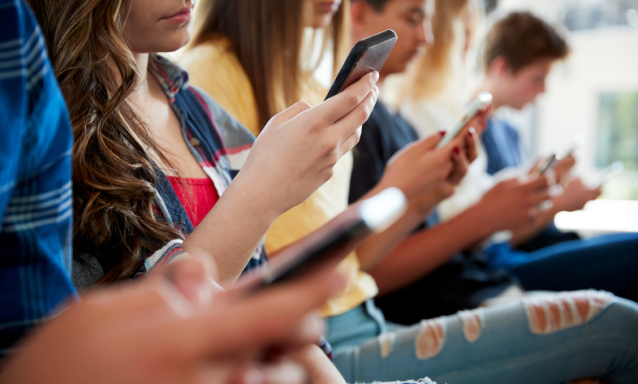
29;0;183;283
189;0;350;129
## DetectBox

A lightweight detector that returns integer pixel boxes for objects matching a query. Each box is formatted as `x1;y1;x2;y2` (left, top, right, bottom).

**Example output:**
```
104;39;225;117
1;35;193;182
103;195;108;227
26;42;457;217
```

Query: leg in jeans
487;233;638;301
329;291;638;384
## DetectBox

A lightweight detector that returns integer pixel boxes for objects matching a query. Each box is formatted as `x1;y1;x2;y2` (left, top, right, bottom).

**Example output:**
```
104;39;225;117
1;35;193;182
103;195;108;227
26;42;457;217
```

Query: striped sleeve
0;0;76;358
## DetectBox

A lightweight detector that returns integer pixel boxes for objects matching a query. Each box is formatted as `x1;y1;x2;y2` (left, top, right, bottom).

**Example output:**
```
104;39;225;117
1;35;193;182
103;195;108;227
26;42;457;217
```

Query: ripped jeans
326;292;638;384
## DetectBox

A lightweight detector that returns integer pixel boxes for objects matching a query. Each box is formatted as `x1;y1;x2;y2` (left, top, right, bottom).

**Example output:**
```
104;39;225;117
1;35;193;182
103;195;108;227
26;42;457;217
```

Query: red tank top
167;176;219;228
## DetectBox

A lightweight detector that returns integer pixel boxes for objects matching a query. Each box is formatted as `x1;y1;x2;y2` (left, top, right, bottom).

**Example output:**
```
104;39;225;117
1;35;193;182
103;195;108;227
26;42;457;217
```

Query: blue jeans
326;294;638;384
485;233;638;301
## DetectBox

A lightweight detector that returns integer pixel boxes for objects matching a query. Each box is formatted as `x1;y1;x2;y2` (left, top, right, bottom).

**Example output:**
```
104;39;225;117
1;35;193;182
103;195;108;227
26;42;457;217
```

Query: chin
158;34;191;53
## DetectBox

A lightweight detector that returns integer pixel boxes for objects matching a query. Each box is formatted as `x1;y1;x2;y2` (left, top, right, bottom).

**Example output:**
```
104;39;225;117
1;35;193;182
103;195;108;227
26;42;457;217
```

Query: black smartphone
325;29;398;101
251;188;406;291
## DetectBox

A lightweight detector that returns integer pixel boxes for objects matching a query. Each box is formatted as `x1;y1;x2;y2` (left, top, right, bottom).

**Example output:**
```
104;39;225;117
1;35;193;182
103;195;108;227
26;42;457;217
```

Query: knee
522;290;627;335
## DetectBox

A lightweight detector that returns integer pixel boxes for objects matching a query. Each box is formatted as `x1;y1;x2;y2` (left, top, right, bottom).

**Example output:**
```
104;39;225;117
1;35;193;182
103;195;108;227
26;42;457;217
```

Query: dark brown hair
190;0;350;129
29;0;183;283
484;11;569;74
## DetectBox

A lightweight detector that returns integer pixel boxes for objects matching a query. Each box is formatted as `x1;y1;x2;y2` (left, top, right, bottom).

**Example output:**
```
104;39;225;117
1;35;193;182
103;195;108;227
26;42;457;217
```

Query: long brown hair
408;0;481;100
190;0;350;129
29;0;183;283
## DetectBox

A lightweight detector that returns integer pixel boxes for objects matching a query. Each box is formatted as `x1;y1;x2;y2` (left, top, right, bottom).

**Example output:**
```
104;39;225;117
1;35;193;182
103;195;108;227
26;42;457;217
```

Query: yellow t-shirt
180;39;378;316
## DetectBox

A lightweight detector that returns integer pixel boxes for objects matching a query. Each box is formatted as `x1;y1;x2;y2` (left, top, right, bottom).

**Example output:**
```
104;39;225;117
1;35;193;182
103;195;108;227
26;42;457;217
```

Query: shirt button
190;137;201;146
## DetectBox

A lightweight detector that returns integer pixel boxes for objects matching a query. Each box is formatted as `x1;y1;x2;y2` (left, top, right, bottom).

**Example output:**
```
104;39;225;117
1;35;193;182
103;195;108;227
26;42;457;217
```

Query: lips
161;7;193;23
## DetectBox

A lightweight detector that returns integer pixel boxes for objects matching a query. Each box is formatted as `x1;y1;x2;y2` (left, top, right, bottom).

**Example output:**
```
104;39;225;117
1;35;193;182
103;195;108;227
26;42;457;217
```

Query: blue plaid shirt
0;0;76;358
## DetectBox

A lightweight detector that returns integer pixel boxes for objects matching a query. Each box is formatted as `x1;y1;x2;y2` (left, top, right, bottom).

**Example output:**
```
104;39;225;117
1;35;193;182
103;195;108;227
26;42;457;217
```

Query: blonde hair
407;0;483;101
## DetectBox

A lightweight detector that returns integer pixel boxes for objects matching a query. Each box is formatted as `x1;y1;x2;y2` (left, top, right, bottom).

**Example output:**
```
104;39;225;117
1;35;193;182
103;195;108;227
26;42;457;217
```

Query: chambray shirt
0;0;76;358
73;55;268;286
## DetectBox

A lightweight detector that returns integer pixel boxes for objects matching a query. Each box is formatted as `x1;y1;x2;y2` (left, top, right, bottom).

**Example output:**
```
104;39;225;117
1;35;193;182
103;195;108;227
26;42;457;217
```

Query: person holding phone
28;0;378;292
0;2;348;382
377;1;638;321
336;1;638;384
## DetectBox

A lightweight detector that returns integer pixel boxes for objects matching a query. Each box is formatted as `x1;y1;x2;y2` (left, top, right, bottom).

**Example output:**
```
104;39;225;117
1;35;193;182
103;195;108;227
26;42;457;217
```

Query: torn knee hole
415;318;446;360
524;290;615;335
458;309;484;343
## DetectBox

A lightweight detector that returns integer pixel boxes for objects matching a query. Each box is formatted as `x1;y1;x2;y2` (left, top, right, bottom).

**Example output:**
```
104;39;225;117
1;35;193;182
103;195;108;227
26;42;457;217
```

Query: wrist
464;202;499;238
224;173;281;226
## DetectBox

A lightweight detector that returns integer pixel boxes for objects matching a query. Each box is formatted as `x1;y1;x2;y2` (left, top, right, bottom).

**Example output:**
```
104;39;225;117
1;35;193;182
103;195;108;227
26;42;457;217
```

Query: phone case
325;30;398;100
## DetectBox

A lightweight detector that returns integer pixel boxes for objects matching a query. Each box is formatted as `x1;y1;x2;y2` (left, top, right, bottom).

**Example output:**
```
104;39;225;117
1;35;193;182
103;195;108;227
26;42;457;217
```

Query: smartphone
253;188;406;290
564;134;585;157
325;30;398;101
598;161;624;186
437;92;493;148
534;153;559;175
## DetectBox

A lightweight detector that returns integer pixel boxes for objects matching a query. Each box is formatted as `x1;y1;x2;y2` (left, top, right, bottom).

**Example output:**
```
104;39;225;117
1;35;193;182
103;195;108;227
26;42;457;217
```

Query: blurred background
482;0;638;235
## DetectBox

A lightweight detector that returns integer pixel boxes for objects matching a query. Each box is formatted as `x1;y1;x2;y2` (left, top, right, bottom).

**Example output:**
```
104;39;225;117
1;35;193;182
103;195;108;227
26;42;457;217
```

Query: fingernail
468;127;476;136
439;130;446;136
372;71;379;81
373;85;379;95
453;146;460;155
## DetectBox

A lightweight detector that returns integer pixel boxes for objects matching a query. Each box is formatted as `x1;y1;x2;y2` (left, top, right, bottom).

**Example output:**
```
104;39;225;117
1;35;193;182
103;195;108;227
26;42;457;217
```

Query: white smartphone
437;92;493;149
564;134;585;157
533;153;559;175
597;161;624;186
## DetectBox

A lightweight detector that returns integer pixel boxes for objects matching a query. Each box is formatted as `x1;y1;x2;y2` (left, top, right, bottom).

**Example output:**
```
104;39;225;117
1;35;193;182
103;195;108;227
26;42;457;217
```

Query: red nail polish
453;146;460;155
439;130;446;136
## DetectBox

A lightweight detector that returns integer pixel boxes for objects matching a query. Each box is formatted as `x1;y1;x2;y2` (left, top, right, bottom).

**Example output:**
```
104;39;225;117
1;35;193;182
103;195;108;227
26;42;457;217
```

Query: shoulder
180;39;248;86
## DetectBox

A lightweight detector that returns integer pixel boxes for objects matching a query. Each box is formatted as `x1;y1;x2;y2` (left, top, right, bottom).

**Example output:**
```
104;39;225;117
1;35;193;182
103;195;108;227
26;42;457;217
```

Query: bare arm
368;176;552;295
367;204;494;295
183;74;379;288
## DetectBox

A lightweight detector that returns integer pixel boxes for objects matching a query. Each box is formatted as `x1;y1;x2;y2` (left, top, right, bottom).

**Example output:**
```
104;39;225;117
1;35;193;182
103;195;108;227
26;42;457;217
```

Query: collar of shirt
148;54;189;102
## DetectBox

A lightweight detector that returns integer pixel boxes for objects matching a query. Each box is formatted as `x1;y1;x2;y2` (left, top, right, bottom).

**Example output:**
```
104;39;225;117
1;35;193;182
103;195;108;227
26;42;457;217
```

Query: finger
331;84;378;139
186;266;347;357
523;175;551;191
450;146;469;180
268;102;312;127
161;256;215;306
413;131;445;152
464;127;478;163
527;190;552;206
260;361;307;384
318;72;378;125
337;126;362;158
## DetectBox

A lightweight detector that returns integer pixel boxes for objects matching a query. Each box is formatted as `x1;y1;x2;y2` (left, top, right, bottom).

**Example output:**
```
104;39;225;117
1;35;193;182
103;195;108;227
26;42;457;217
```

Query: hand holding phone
437;92;493;148
325;30;398;100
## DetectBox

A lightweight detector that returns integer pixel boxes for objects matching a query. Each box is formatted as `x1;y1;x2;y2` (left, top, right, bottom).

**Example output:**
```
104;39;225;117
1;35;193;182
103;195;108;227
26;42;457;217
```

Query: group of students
1;0;638;383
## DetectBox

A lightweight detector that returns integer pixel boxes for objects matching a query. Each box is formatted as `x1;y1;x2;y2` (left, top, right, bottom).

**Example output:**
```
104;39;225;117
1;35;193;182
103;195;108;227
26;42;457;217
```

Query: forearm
294;345;346;384
354;183;429;271
182;176;278;288
368;204;495;295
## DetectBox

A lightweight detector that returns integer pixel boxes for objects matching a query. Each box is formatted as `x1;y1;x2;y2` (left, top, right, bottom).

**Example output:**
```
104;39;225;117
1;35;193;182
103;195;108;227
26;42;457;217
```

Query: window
597;92;638;199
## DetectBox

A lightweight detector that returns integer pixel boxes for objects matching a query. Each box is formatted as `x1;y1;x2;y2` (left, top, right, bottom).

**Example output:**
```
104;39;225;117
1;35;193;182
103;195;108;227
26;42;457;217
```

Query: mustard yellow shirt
180;39;378;316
